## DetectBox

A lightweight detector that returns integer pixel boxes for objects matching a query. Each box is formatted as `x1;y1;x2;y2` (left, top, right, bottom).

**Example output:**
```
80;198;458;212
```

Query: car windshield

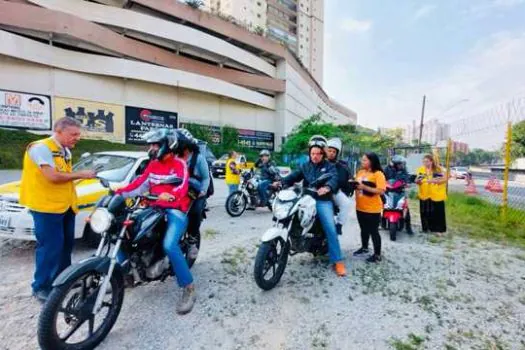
73;154;137;182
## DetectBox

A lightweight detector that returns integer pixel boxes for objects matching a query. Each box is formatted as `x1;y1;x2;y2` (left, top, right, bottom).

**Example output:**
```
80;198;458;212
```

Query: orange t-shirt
355;170;387;214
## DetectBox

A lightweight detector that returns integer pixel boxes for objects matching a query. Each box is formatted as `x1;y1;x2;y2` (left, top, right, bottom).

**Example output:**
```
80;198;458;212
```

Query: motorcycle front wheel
254;237;289;291
390;223;397;241
225;191;247;217
38;271;124;350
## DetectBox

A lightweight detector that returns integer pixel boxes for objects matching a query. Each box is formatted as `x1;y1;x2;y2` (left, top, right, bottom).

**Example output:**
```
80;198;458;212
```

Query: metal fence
445;96;525;224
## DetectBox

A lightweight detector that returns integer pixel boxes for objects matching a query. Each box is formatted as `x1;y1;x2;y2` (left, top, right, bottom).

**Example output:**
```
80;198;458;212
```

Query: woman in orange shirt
353;152;387;263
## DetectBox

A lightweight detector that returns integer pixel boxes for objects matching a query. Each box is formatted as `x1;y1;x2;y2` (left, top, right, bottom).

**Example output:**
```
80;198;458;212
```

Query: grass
410;193;525;248
445;193;525;248
390;333;425;350
0;128;144;169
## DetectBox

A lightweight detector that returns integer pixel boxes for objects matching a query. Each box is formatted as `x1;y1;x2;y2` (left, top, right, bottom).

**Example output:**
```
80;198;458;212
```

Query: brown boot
176;285;196;315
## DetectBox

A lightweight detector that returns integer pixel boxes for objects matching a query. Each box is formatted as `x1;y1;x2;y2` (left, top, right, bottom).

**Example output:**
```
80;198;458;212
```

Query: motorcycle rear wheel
225;191;247;217
38;271;124;350
254;238;289;291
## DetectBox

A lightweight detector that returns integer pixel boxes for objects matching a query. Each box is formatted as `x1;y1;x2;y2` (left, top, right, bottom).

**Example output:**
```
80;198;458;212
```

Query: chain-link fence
445;96;525;235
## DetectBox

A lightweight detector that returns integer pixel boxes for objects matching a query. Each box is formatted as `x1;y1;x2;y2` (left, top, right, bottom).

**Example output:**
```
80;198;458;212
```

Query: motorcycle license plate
0;215;10;230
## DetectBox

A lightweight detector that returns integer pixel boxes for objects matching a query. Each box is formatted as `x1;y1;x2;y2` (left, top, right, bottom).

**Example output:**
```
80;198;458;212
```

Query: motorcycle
225;167;280;217
253;174;333;291
381;179;408;241
37;177;201;350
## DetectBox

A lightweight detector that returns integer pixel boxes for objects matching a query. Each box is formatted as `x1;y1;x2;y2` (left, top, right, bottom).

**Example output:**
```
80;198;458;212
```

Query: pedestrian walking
20;117;96;303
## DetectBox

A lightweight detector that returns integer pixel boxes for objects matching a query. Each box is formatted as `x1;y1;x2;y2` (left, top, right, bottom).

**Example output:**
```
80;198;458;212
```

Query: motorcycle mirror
98;177;110;188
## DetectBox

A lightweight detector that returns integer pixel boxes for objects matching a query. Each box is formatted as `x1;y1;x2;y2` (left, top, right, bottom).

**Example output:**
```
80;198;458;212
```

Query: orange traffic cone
488;177;503;193
484;177;496;191
465;177;478;195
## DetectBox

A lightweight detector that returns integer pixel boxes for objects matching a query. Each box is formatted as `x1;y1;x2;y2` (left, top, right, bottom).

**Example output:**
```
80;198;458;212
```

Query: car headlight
90;208;114;234
273;201;294;220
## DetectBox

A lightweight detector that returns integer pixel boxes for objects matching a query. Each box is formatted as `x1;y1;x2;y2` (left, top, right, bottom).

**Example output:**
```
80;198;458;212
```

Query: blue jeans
227;184;238;195
316;201;343;264
258;179;271;204
117;209;192;288
31;209;75;293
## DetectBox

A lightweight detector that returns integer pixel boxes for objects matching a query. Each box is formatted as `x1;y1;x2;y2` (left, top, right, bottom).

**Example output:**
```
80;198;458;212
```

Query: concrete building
203;0;324;85
403;119;450;146
0;0;355;151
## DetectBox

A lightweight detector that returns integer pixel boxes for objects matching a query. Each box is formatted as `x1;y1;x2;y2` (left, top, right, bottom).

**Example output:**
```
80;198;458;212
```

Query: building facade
0;0;355;151
203;0;324;85
403;119;451;146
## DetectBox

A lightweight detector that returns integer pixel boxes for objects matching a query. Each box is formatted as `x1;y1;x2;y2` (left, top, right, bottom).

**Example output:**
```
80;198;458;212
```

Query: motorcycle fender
383;211;402;223
261;227;289;242
52;256;124;288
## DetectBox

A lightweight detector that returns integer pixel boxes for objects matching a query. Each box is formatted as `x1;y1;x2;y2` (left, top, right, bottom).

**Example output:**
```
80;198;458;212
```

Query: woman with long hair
415;154;447;236
353;152;387;263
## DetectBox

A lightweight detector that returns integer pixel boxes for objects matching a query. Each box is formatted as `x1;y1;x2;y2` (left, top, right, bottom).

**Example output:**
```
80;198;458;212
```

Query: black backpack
188;153;214;198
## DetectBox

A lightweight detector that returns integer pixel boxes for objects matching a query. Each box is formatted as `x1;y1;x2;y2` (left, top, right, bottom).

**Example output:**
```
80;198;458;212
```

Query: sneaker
176;286;197;315
336;224;343;236
353;248;369;256
333;262;347;277
188;244;199;260
32;289;50;304
406;228;414;235
366;255;382;263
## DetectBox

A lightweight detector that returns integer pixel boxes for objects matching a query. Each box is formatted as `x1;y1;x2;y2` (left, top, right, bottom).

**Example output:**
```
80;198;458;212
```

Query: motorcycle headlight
90;208;114;234
273;201;294;220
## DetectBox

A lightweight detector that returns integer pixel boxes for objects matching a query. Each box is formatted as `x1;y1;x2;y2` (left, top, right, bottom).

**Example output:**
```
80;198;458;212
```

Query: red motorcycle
381;179;409;241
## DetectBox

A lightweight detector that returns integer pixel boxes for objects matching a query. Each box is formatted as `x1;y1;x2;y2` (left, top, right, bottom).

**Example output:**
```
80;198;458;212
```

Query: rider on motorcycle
326;138;352;236
115;128;197;315
173;128;210;260
384;155;413;234
274;135;347;277
255;149;278;206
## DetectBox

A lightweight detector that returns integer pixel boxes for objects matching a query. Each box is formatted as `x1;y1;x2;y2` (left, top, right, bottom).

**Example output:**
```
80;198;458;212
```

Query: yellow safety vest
225;158;240;185
20;137;78;213
416;166;447;202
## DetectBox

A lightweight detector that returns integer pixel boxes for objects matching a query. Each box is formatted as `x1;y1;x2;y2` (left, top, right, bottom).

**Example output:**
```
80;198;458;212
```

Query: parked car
450;166;469;179
211;154;255;178
0;151;150;245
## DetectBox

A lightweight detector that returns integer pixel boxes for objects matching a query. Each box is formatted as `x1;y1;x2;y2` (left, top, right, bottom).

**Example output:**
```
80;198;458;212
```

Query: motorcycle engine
145;256;170;280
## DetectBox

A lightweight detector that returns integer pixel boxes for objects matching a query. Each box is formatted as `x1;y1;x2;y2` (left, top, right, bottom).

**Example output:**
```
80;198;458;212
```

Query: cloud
340;18;373;33
468;0;525;17
412;4;437;21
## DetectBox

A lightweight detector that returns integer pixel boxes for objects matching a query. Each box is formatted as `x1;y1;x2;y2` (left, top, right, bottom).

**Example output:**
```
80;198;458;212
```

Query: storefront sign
0;89;51;130
54;97;124;142
238;129;275;151
125;106;178;144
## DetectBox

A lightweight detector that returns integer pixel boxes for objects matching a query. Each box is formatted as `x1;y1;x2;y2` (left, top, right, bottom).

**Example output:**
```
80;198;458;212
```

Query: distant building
203;0;324;85
437;140;470;154
403;119;451;145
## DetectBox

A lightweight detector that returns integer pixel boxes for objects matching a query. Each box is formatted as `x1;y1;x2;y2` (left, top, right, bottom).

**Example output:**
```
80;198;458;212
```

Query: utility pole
418;95;426;147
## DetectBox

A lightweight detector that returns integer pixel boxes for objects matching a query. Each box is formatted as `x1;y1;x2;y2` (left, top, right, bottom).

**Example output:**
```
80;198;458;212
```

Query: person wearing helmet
115;128;197;315
275;135;347;277
255;149;278;206
173;128;211;261
384;155;413;235
326;138;352;235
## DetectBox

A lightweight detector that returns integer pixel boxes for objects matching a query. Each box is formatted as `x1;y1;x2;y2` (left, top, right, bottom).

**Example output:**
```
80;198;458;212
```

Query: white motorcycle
253;174;333;290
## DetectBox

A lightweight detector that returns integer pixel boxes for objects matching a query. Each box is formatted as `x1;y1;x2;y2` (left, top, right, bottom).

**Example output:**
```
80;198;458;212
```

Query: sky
323;0;525;148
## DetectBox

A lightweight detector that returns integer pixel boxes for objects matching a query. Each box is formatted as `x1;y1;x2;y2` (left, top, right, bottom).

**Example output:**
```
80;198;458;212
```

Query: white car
450;166;470;179
0;151;149;244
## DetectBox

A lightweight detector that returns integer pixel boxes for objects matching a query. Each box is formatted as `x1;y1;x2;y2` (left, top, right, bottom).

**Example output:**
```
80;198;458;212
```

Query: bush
185;0;204;9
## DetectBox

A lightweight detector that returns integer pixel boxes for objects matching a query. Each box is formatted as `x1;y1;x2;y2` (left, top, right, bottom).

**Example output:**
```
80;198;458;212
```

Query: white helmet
327;138;342;154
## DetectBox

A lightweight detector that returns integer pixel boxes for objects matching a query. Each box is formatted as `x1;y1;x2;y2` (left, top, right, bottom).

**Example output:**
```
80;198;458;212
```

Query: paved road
0;170;21;185
448;178;525;209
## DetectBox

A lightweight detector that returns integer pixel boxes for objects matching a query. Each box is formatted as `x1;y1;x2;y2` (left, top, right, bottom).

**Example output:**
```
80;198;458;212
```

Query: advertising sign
54;97;125;142
238;129;275;151
0;89;51;130
125;106;178;144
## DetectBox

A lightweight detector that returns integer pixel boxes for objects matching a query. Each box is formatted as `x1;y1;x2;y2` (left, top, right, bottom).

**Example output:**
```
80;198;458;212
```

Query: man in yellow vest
20;117;96;302
225;150;240;194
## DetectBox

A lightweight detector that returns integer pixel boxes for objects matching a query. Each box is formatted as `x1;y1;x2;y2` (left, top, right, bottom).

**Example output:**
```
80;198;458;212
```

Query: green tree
221;125;239;150
185;0;204;9
511;120;525;159
184;123;213;144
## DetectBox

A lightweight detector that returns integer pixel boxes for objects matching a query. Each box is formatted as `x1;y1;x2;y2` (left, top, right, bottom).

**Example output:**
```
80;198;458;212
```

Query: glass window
74;154;137;182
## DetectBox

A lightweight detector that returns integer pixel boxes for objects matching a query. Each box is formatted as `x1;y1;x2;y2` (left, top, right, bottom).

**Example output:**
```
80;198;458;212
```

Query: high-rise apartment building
403;119;451;145
203;0;324;85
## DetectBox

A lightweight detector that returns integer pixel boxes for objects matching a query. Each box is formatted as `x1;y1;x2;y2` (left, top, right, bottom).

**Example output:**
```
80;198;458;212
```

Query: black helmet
392;155;406;165
259;149;271;157
143;128;178;160
174;128;198;156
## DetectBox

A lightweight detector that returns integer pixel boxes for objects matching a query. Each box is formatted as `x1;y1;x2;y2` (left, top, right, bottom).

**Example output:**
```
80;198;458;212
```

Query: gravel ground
1;180;525;349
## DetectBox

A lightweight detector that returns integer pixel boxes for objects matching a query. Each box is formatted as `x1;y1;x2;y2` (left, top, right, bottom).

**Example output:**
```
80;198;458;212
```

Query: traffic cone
488;177;503;193
465;177;478;195
484;177;495;191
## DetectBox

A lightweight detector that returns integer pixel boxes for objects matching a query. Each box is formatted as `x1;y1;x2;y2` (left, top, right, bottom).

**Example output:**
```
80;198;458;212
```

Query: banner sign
125;106;178;144
54;97;124;142
0;89;51;130
238;129;275;151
